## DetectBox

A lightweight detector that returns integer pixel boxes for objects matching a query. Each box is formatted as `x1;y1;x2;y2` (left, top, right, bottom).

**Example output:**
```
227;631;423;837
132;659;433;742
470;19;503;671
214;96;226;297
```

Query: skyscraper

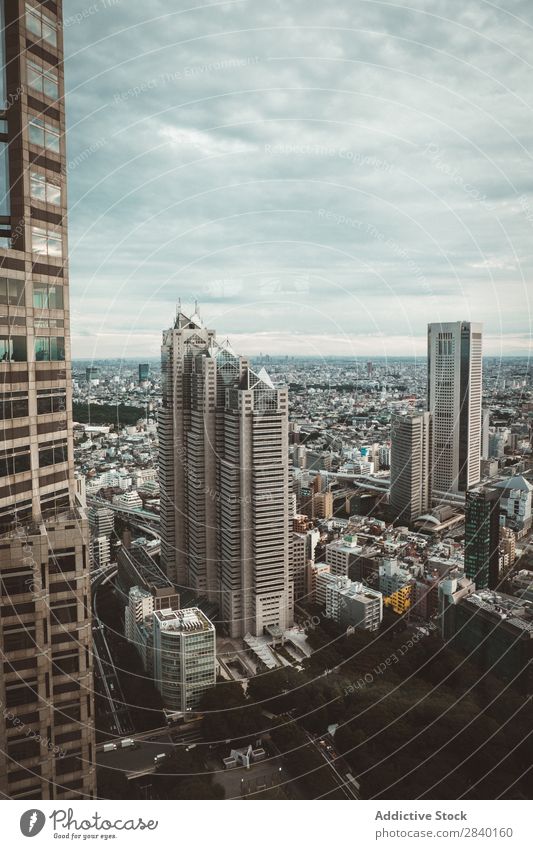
390;411;431;525
427;321;482;497
0;2;95;799
158;306;293;637
138;362;149;384
464;487;500;590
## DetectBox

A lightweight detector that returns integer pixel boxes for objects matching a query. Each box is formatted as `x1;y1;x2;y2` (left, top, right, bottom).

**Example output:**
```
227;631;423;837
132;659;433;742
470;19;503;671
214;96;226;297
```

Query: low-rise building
325;577;383;631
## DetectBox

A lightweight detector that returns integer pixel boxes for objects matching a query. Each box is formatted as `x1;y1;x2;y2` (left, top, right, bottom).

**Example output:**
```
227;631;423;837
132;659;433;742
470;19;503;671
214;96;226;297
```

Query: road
97;720;203;778
92;567;135;737
304;731;359;800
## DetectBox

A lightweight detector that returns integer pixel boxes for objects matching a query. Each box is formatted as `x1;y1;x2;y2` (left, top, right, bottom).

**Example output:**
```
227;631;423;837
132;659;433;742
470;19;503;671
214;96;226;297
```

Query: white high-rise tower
427;321;482;497
158;307;293;637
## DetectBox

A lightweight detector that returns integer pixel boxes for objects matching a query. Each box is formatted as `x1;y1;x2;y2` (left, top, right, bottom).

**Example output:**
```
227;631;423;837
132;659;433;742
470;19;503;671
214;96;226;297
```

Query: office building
494;475;532;538
0;1;94;799
428;321;482;496
325;576;383;632
438;569;476;639
85;366;99;385
158;306;292;637
464;487;500;590
390;411;431;525
291;526;319;601
91;535;110;569
138;362;150;384
124;585;154;642
325;533;362;578
88;504;114;538
152;607;216;713
499;526;516;569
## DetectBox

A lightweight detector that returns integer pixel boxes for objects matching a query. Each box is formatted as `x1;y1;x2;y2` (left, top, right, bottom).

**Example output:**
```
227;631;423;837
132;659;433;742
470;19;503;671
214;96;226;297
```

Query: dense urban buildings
428;321;483;498
0;0;94;800
158;306;293;637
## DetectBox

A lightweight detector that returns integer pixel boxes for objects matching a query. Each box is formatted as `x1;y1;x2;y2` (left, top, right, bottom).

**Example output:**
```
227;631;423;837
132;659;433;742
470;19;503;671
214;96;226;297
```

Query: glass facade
25;2;57;48
30;170;61;205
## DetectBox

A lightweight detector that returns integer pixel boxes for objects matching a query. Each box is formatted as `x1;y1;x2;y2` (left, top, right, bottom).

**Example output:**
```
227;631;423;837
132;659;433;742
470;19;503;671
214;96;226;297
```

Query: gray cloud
63;0;532;357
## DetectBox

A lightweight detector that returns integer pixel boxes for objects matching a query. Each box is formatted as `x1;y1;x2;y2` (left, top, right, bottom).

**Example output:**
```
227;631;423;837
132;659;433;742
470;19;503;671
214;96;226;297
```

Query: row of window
39;442;68;468
1;281;64;310
0;337;65;363
0;442;67;477
1;390;66;420
34;283;64;310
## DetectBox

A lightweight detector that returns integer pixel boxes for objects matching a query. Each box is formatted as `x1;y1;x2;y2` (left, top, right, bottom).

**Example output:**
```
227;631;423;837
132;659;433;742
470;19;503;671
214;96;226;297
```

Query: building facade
0;1;94;799
464;487;500;590
325;576;383;631
390;411;431;525
152;607;216;713
159;307;293;637
428;321;482;497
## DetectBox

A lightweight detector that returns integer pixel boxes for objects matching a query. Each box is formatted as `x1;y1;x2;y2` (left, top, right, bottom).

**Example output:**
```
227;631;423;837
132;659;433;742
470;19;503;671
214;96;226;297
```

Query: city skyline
1;0;532;815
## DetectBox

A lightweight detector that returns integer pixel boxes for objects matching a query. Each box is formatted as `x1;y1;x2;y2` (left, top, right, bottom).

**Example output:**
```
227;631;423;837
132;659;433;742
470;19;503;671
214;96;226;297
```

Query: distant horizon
71;352;532;363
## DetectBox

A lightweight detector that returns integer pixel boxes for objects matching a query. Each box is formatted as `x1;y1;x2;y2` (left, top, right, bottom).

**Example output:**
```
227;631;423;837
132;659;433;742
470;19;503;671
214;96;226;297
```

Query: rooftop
154;606;213;633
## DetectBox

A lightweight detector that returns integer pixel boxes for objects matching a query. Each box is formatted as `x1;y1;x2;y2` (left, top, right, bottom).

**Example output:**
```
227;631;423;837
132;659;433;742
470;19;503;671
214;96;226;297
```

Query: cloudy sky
63;0;533;359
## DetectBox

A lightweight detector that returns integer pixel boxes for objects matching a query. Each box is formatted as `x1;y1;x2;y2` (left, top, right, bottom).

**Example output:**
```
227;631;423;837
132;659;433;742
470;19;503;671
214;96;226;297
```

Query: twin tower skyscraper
158;306;293;638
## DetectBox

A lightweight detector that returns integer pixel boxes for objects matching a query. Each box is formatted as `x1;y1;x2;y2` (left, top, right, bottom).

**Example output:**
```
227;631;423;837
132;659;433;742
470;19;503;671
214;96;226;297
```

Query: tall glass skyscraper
427;321;482;497
0;1;95;799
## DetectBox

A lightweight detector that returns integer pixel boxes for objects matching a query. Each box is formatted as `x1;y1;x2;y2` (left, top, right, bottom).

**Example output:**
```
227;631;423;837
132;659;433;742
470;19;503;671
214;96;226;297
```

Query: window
39;441;68;468
49;552;76;574
0;337;27;363
0;278;25;306
0;393;29;420
1;571;34;597
31;226;62;258
30;170;61;205
0;449;31;477
34;317;64;329
25;2;57;47
33;283;63;310
52;650;79;676
35;336;65;362
37;390;66;414
3;626;36;654
27;60;59;101
28;117;60;153
50;602;78;625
